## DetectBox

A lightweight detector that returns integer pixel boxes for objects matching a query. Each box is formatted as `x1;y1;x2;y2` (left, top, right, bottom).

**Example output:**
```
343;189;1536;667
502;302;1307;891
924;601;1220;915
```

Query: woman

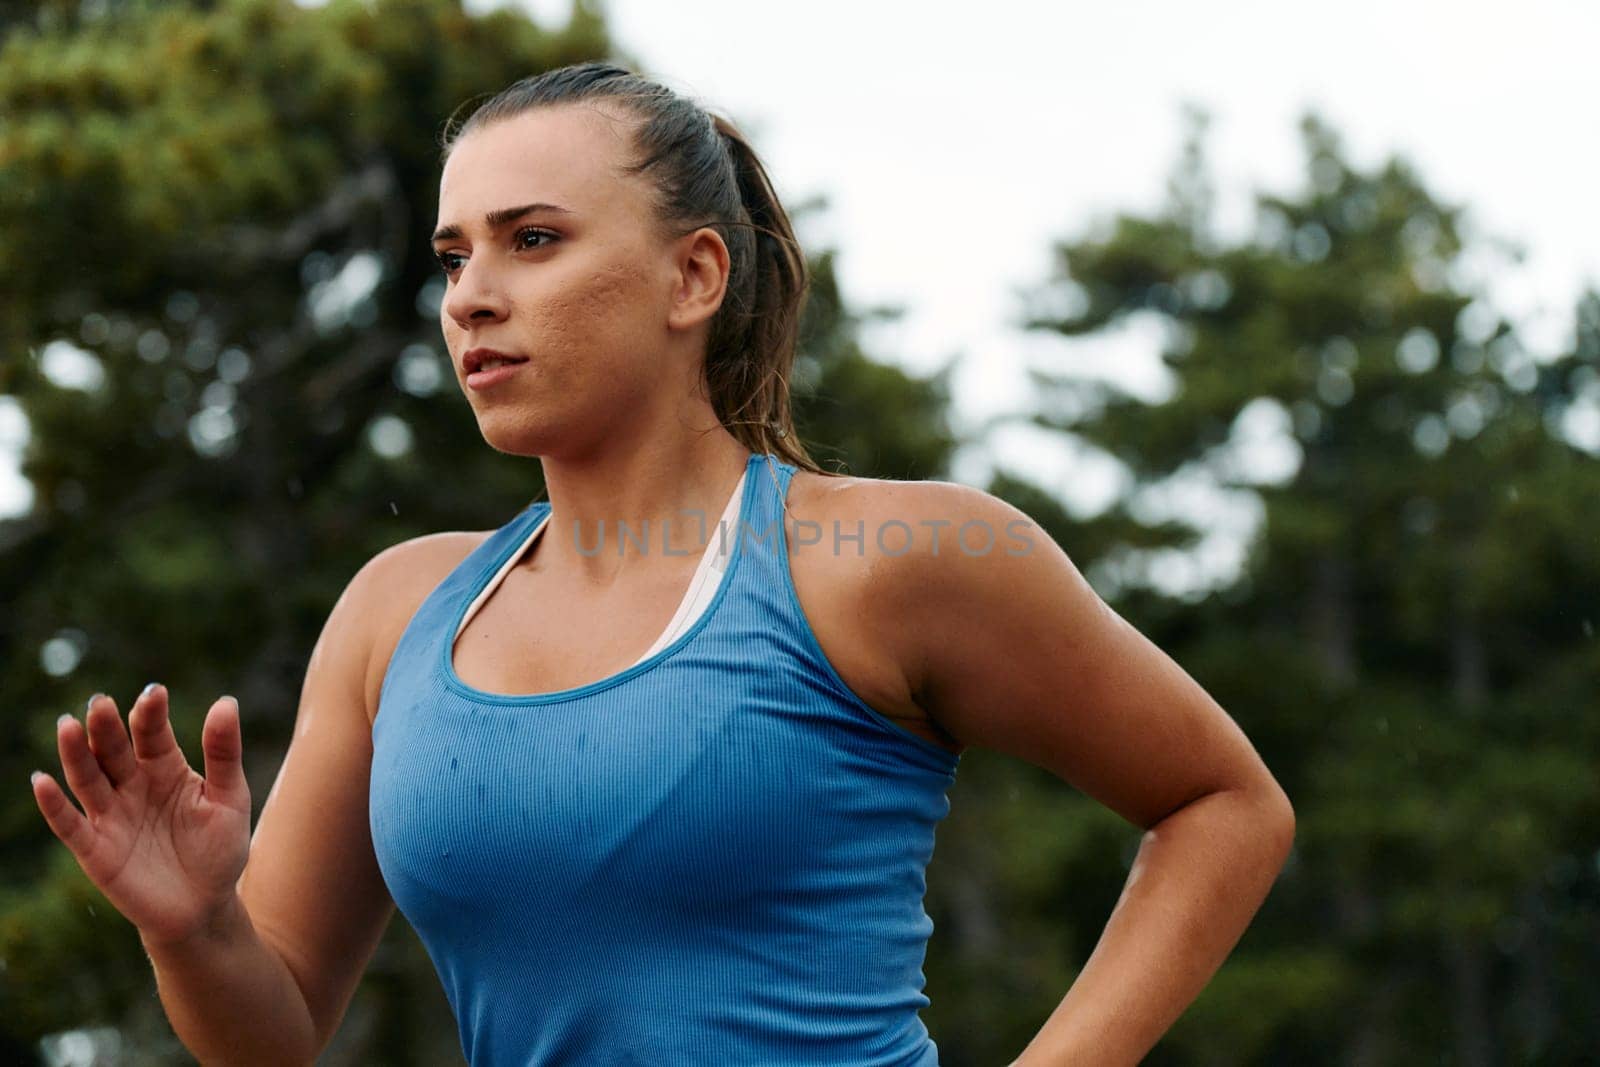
31;62;1294;1066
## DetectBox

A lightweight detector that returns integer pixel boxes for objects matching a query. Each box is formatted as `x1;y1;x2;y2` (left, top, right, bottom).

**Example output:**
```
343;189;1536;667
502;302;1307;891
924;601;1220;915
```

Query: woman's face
431;103;696;459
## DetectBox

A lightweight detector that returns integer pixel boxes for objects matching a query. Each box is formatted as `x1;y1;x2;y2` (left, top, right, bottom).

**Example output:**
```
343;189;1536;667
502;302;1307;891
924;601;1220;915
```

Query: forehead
436;104;641;225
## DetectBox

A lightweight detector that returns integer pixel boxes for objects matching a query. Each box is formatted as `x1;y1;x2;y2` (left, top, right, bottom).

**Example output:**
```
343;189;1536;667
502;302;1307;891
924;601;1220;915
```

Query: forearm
141;892;319;1066
1012;785;1294;1067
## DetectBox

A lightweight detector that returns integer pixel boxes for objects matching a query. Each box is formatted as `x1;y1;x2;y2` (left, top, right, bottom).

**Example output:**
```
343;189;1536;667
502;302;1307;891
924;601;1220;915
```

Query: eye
432;228;557;277
514;226;557;251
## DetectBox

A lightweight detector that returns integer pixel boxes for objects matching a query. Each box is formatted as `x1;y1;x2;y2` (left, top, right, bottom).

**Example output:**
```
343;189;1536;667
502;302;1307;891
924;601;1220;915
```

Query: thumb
199;696;248;810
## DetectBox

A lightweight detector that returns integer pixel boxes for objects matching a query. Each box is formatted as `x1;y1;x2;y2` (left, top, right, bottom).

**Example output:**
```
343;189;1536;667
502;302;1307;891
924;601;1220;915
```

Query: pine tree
0;2;957;1061
934;106;1600;1063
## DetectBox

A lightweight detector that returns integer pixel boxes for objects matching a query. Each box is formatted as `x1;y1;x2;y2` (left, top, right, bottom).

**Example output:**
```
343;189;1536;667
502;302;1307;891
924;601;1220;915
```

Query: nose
441;257;510;329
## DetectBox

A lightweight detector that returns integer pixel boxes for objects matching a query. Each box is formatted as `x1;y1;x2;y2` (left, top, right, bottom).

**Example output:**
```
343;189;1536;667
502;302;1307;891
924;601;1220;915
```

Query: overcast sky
5;0;1598;570
556;0;1599;497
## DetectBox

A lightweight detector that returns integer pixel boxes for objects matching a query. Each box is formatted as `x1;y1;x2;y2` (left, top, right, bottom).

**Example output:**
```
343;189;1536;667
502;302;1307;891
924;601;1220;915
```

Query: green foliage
963;104;1600;1063
5;3;1596;1064
791;245;958;479
0;1;961;1062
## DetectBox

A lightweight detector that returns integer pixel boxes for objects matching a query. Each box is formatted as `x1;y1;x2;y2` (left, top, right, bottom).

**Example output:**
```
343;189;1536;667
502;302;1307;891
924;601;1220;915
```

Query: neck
536;432;754;586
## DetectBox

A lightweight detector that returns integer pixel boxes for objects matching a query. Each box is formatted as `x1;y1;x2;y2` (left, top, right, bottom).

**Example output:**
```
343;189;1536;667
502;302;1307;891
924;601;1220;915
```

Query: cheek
531;264;661;366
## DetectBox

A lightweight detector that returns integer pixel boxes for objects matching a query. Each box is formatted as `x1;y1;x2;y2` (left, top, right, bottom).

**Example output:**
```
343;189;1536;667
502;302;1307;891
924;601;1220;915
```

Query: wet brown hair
441;61;829;475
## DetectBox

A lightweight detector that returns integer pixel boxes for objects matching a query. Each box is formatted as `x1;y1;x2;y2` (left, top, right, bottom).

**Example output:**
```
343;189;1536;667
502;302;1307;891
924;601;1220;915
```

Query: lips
463;348;529;375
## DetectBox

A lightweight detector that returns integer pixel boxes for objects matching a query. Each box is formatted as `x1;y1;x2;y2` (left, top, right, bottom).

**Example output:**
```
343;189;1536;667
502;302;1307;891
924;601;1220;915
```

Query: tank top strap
732;451;795;561
376;499;549;718
442;499;552;616
730;452;963;776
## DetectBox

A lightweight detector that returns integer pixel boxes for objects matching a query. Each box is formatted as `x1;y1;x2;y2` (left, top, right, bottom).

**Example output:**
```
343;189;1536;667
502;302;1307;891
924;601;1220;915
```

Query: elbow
1232;776;1295;856
1258;783;1296;859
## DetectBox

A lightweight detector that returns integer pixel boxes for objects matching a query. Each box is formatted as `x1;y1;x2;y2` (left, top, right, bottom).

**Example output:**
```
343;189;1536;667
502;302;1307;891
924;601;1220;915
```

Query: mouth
463;348;530;375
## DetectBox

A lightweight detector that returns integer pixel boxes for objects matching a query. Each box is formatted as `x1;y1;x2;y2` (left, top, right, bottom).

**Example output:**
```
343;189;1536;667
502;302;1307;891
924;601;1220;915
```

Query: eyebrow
430;202;576;243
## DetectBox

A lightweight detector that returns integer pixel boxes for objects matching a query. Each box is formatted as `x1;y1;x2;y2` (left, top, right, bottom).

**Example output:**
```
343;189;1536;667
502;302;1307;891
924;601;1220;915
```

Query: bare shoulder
787;468;1030;531
806;472;1292;835
785;469;1041;596
353;529;493;727
781;470;1039;754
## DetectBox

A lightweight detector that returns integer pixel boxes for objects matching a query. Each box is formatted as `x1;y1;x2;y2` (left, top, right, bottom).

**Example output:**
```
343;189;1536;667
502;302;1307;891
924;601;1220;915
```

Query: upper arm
868;481;1293;832
236;532;478;1052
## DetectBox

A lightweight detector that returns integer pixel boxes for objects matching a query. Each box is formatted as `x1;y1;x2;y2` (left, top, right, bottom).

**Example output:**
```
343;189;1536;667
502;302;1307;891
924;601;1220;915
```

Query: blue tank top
369;451;963;1065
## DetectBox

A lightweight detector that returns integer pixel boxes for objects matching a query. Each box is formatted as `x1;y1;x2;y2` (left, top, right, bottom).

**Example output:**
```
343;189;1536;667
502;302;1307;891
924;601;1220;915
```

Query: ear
665;226;731;333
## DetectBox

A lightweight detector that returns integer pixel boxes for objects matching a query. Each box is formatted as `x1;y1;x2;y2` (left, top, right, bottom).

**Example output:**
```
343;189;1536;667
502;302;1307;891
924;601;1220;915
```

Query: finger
55;711;119;818
200;696;249;810
85;692;140;788
128;682;188;774
30;769;101;867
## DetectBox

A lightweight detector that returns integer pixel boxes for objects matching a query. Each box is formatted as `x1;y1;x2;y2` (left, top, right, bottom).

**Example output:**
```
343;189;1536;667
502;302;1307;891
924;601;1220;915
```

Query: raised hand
30;684;253;948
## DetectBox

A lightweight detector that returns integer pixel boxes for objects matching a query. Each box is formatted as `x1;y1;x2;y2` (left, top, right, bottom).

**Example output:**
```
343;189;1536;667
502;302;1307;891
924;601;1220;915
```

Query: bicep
897;487;1290;830
236;553;398;1051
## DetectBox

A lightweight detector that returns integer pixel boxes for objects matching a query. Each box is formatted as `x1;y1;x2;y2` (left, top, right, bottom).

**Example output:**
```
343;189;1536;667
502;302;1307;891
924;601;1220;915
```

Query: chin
477;409;613;462
479;432;550;460
472;410;551;459
471;388;625;461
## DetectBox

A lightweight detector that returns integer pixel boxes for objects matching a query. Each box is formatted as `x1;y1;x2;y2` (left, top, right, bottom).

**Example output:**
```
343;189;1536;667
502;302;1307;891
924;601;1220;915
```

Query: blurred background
2;0;1597;1063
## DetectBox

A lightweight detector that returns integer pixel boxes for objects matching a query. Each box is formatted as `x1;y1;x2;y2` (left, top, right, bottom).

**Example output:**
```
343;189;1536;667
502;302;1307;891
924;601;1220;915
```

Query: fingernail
30;770;44;786
85;693;104;713
57;713;74;729
141;682;157;698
